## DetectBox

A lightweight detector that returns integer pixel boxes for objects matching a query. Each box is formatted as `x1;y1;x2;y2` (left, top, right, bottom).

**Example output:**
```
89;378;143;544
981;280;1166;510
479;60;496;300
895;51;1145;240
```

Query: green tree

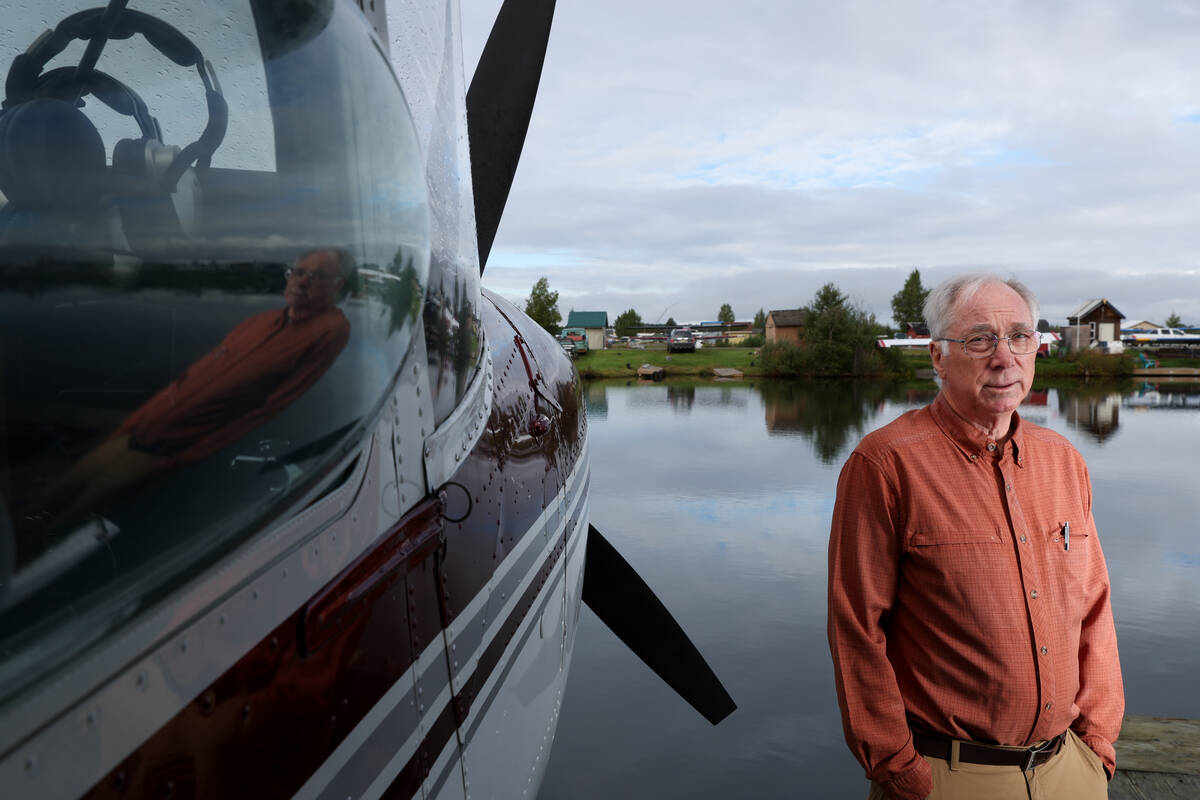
524;277;561;335
614;308;643;338
718;303;735;324
1165;311;1183;328
753;308;766;332
890;268;929;329
803;283;899;376
665;316;677;328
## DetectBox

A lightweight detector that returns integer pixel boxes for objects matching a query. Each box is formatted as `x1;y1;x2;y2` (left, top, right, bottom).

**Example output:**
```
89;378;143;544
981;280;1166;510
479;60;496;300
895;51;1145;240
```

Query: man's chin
983;392;1025;413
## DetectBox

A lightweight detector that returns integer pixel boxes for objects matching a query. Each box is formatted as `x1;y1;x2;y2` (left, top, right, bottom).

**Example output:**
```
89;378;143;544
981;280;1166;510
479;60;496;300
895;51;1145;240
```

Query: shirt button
1045;702;1053;711
1030;590;1039;599
1020;535;1027;543
1041;646;1048;654
987;442;997;452
1005;483;1013;491
969;454;978;461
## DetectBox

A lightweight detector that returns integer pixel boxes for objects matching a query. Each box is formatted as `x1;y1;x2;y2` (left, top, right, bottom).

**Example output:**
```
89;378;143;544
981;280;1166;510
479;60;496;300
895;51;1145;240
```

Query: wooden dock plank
1110;769;1200;799
1133;367;1200;377
1116;717;1200;775
1110;717;1200;800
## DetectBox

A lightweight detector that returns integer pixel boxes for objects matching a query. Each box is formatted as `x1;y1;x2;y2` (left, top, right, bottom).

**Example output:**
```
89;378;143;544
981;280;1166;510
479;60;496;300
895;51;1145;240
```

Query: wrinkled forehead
951;282;1033;332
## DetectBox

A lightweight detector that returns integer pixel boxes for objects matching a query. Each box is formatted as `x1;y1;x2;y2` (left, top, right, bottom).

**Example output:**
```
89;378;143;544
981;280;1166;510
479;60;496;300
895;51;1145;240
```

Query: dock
1133;367;1200;377
712;367;743;380
1110;716;1200;799
636;363;664;380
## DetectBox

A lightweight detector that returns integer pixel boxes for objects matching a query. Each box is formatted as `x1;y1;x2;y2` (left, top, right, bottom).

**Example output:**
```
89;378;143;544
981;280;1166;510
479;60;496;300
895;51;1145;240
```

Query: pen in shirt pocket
1063;521;1070;552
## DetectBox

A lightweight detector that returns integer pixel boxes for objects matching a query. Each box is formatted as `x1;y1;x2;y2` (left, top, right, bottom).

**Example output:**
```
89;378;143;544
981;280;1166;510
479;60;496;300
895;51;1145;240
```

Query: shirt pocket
1042;520;1094;620
905;528;1011;612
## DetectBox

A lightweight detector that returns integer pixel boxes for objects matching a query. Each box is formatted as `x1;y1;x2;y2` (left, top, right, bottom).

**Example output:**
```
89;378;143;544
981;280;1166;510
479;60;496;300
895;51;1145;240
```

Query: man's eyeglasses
286;266;337;283
935;329;1041;358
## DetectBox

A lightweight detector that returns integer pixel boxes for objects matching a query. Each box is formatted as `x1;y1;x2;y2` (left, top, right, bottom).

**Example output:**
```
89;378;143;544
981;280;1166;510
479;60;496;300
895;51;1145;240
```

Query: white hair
924;273;1040;354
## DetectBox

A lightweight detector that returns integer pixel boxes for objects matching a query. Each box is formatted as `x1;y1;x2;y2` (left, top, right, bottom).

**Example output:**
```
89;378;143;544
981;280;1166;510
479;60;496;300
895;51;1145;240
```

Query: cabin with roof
1065;299;1125;352
565;310;609;351
1123;320;1160;332
766;309;805;346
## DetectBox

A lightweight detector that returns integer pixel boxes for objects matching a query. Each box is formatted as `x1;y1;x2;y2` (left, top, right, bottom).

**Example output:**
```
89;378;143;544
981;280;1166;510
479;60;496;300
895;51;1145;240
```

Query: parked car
560;326;588;356
668;328;696;353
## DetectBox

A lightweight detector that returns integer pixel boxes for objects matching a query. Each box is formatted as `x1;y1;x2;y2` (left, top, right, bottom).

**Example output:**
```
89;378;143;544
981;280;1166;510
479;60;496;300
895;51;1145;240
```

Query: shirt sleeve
1070;468;1124;779
828;451;931;800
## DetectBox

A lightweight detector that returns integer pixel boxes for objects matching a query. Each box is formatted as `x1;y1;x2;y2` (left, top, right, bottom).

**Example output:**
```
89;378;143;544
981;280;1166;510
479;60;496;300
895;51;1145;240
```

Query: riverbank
574;346;765;378
573;345;1198;381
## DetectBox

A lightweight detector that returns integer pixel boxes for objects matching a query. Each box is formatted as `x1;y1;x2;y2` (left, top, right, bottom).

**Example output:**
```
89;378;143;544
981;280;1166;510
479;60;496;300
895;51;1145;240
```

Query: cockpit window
0;0;430;704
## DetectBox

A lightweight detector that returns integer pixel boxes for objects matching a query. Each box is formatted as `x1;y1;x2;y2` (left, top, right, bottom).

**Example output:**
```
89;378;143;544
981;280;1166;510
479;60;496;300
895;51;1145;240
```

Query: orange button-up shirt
116;306;349;465
827;392;1123;800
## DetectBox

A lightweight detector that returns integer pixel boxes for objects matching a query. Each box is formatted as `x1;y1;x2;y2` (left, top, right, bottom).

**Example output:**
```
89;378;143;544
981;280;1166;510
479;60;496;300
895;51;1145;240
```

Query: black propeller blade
582;524;737;725
466;0;556;273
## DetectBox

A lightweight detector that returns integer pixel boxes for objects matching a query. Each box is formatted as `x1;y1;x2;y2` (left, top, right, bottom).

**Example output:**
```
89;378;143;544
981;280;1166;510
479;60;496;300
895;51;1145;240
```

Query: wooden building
766;309;805;346
1065;299;1125;352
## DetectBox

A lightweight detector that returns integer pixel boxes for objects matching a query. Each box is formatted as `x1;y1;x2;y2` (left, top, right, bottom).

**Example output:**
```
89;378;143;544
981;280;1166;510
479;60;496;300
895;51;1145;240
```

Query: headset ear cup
0;97;105;210
112;136;149;181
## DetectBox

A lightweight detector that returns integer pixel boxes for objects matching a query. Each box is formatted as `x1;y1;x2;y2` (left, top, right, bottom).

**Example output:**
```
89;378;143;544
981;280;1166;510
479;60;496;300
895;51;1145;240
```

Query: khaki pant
868;730;1108;800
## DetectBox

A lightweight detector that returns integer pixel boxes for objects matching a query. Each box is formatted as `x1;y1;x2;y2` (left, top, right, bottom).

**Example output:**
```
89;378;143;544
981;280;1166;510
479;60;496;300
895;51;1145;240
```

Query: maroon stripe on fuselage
381;473;587;798
452;477;586;731
381;692;460;800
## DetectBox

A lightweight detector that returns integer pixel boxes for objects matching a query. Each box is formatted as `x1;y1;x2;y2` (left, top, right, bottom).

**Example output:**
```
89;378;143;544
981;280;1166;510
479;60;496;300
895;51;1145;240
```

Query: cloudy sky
460;0;1200;328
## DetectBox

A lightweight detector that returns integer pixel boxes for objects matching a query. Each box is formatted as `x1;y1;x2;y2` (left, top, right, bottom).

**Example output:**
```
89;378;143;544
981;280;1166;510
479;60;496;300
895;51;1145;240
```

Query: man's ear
929;341;944;377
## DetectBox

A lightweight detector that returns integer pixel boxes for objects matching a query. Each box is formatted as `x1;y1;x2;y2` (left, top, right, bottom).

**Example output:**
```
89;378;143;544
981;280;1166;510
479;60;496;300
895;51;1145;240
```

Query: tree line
520;268;935;376
523;269;931;336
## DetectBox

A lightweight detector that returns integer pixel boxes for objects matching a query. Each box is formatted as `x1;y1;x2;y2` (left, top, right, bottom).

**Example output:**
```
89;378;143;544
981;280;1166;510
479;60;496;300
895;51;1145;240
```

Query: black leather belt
913;731;1067;772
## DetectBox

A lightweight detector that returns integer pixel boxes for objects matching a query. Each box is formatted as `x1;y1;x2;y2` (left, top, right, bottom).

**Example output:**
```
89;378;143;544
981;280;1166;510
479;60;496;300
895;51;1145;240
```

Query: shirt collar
930;392;1026;466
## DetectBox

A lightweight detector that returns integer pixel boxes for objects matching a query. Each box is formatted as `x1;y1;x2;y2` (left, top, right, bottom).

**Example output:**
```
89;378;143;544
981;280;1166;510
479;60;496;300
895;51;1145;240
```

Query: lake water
537;379;1200;799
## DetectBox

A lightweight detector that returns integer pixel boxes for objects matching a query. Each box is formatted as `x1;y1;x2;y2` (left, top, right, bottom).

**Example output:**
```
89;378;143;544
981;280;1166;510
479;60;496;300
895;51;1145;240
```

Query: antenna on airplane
466;0;556;274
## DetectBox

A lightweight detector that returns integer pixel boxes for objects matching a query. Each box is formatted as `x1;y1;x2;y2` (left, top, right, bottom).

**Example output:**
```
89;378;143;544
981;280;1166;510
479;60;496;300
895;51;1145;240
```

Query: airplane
0;0;734;798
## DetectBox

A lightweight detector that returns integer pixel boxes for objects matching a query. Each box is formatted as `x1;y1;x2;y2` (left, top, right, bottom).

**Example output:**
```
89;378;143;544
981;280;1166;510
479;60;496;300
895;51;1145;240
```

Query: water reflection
760;381;935;464
607;381;756;411
546;379;1200;800
667;385;695;413
584;382;608;420
1058;389;1122;443
1124;381;1200;410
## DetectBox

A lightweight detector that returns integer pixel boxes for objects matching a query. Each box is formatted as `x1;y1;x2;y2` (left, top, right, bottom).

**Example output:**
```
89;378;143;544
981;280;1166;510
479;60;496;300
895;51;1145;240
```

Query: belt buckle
1021;736;1055;772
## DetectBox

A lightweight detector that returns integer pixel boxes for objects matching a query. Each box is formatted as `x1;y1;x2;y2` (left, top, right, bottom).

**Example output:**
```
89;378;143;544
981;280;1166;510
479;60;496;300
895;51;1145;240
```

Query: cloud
463;0;1200;325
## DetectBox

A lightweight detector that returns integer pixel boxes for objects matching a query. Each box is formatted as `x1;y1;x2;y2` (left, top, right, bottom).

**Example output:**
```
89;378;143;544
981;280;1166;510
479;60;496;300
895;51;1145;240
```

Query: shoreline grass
573;345;1197;382
573;346;766;379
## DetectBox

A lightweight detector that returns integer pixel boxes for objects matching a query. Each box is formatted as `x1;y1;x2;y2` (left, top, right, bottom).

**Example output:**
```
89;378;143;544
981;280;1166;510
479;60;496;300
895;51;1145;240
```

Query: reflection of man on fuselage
24;248;351;537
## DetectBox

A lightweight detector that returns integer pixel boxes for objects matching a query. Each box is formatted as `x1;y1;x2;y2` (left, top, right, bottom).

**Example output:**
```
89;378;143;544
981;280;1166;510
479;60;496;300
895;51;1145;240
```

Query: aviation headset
0;7;227;239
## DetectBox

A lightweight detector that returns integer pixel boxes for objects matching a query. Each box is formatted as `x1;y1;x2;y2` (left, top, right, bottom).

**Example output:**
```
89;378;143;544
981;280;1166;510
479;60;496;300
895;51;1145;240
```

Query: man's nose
989;340;1018;367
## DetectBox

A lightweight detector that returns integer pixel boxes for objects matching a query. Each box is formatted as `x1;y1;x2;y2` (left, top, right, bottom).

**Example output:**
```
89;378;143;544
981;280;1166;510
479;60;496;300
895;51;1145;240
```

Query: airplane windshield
0;0;430;703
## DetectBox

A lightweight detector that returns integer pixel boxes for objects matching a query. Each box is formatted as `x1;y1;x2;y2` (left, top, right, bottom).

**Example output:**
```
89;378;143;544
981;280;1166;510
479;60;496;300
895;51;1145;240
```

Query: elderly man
21;247;351;539
828;273;1122;800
